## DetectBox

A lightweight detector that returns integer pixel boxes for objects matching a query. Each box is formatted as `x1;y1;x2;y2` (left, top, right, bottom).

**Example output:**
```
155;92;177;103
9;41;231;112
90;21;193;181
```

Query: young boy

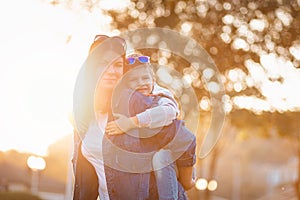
105;54;196;199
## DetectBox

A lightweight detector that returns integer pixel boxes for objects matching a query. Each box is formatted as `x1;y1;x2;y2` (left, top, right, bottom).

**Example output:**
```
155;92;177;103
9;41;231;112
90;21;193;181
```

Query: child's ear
152;75;156;82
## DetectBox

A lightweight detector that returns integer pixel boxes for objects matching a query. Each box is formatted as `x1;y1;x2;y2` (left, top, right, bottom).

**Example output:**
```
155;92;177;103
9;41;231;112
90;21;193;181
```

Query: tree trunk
297;134;300;200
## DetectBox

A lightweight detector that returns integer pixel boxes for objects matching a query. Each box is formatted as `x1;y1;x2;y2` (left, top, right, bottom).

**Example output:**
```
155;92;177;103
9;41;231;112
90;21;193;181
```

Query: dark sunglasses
93;34;126;49
126;56;150;65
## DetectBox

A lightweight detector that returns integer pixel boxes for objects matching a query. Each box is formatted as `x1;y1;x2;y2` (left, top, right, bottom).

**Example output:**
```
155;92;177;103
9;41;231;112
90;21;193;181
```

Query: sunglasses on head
93;34;126;48
126;56;150;65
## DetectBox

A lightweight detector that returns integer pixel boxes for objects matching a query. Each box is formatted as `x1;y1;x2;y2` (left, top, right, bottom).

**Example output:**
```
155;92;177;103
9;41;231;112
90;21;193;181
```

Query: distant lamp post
207;179;218;191
195;178;208;191
195;178;218;199
27;156;46;194
195;178;218;191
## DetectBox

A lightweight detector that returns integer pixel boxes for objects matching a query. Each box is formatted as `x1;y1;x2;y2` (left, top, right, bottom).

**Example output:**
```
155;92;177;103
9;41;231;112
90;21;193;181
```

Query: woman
72;34;126;200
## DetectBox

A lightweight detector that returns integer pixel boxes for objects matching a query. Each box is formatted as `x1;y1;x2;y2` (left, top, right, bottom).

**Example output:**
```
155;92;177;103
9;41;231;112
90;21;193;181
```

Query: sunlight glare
233;95;271;113
195;178;208;190
0;0;119;155
233;82;243;92
203;68;215;80
260;53;280;79
182;74;192;87
222;14;234;25
244;56;300;112
223;2;231;10
249;19;266;32
199;96;211;111
232;38;249;51
98;0;130;11
228;68;245;82
27;155;46;171
222;95;233;113
245;59;266;84
289;44;300;60
207;180;218;191
207;82;220;94
220;33;231;43
275;8;293;26
181;22;193;34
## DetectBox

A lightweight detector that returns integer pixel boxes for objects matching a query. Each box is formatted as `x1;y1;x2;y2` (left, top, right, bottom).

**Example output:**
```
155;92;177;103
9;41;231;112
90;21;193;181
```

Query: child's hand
106;120;124;135
106;114;138;135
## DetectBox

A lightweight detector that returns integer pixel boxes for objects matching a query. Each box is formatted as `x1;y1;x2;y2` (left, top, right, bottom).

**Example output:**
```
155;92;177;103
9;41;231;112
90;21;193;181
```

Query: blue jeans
153;149;178;200
102;120;193;200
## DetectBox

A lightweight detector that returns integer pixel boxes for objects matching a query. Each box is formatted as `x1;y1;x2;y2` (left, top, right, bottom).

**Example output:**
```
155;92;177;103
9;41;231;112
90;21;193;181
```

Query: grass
0;191;42;200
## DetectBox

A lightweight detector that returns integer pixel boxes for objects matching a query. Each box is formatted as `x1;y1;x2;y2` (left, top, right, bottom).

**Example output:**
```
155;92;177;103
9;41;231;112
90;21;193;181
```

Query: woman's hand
106;114;139;135
178;166;196;190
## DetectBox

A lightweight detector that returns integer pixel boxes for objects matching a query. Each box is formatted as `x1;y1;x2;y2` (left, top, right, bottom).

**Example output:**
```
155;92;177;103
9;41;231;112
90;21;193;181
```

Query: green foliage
0;192;42;200
230;109;300;138
106;0;299;71
46;0;300;119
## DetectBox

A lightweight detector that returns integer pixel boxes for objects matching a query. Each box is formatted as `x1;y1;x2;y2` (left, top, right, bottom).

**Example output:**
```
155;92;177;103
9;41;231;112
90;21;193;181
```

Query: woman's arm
177;166;196;190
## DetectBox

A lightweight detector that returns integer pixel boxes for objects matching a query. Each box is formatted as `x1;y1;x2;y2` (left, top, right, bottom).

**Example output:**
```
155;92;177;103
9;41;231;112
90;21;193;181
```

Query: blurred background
0;0;299;199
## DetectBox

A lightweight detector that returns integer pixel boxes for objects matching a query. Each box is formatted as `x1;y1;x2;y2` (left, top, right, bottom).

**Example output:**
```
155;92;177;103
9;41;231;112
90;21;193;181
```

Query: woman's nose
106;65;116;73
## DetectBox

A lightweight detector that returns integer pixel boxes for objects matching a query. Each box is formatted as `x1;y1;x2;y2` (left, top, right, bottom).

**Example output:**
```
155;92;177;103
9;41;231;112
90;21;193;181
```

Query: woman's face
98;57;123;90
94;57;123;112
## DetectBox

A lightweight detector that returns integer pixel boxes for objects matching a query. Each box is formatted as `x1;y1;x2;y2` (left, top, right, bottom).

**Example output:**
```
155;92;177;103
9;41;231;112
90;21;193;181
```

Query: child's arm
139;83;179;128
106;85;179;135
106;97;177;135
136;97;178;128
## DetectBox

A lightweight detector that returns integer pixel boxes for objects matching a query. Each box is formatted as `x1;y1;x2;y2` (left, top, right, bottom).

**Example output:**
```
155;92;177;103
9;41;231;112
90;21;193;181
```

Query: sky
0;0;127;156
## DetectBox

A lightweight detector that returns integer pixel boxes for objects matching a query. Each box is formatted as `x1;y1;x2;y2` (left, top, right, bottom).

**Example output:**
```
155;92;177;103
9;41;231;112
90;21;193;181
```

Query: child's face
126;66;154;95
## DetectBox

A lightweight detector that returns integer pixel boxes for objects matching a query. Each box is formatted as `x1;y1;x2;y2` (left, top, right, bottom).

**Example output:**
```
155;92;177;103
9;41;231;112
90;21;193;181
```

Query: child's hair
124;52;153;75
128;65;156;81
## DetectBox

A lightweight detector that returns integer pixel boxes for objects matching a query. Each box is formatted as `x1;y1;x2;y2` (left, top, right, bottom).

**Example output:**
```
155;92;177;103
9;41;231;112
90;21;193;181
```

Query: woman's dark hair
73;35;126;138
